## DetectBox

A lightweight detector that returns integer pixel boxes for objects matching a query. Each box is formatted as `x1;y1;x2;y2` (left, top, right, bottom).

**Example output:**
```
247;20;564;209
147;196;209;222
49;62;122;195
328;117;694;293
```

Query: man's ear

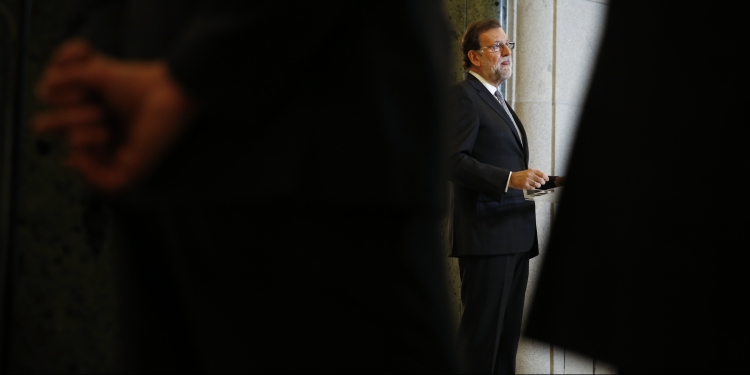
468;50;482;68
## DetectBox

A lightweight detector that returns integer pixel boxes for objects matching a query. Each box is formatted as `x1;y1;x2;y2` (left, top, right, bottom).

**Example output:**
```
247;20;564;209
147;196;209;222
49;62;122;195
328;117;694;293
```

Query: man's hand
509;168;549;190
32;38;193;194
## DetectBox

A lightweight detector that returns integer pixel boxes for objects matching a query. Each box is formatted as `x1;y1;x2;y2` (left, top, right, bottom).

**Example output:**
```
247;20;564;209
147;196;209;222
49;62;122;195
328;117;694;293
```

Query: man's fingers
526;169;549;188
36;69;89;105
32;105;105;134
37;56;110;104
531;169;549;181
50;38;95;67
32;104;115;162
45;58;188;195
67;124;111;149
36;39;98;104
44;61;101;88
36;83;89;107
64;149;138;194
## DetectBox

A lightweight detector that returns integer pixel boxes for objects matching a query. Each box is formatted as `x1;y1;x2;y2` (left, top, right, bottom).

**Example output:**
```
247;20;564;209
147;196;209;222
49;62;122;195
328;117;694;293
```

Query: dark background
1;0;122;372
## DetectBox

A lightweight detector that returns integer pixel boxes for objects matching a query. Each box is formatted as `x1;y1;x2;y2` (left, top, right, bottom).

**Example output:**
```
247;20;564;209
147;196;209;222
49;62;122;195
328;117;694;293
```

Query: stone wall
1;0;122;373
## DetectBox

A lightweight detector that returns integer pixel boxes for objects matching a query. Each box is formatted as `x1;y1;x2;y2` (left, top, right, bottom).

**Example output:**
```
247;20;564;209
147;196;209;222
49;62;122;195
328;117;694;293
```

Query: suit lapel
467;75;525;152
506;105;530;166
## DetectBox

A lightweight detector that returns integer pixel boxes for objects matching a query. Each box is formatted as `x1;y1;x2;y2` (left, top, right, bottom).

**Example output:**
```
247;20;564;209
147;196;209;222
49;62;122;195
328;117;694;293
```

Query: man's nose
501;45;511;56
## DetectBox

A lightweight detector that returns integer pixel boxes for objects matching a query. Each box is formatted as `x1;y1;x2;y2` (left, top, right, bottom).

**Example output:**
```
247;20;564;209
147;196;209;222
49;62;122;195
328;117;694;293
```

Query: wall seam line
551;0;557;179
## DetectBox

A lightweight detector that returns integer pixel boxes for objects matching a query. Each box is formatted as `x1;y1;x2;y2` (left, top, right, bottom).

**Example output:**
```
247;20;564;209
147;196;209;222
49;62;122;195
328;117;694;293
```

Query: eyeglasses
478;41;515;53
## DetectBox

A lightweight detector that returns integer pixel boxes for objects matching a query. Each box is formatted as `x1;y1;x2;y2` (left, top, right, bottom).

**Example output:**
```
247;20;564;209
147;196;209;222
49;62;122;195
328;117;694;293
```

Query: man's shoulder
450;75;474;87
449;77;475;94
448;78;481;105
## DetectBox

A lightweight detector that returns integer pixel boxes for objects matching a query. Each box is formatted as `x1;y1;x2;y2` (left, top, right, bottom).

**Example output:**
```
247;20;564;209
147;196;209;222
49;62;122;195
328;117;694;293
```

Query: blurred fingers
35;78;89;106
36;55;110;105
67;124;111;149
36;39;96;104
32;104;105;134
49;38;95;67
64;149;136;194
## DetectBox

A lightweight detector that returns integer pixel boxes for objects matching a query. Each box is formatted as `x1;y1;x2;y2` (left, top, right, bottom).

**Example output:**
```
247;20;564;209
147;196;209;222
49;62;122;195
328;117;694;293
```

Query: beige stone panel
514;99;555;374
514;0;554;104
517;336;552;374
553;345;566;374
564;349;595;374
513;2;554;371
553;102;583;176
555;0;609;106
513;101;553;175
554;0;608;178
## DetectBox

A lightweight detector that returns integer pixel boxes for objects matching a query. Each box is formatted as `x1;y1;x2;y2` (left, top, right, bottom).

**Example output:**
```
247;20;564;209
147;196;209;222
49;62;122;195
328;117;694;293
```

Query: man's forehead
480;28;507;42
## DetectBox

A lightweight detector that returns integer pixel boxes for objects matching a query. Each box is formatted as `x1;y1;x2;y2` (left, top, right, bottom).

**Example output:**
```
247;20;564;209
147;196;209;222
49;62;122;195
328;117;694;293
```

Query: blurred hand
554;176;565;187
32;38;193;194
509;168;549;190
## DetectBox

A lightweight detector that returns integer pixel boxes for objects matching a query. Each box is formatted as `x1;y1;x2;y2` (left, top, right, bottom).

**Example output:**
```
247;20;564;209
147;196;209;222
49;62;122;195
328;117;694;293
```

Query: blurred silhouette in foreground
32;1;460;373
524;0;748;373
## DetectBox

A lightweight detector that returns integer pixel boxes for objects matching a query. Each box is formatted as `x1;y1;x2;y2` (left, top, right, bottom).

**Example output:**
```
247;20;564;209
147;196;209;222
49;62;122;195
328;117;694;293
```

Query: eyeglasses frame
476;41;516;53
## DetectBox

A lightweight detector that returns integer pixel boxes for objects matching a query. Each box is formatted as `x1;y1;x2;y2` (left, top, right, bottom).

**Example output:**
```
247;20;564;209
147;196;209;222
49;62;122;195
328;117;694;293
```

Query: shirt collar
468;70;499;96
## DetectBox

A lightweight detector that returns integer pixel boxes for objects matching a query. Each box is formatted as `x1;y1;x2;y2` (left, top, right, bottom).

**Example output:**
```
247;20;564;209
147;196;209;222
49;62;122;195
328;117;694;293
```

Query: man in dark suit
31;1;461;373
446;19;562;374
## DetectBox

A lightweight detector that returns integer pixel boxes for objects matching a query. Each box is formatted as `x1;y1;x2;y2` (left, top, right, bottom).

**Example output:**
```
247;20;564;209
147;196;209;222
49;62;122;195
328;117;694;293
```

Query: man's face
476;27;513;84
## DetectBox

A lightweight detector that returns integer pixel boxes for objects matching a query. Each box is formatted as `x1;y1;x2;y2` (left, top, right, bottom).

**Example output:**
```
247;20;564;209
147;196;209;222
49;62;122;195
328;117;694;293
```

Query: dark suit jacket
447;73;548;259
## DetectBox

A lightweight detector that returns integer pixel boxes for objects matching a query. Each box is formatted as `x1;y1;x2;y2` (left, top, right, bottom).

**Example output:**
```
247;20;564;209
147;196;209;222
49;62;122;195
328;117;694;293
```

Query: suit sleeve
447;84;511;203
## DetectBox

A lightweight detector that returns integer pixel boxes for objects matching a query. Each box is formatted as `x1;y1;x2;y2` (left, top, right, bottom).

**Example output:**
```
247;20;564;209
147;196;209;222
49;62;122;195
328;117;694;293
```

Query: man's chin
498;69;512;80
490;68;512;83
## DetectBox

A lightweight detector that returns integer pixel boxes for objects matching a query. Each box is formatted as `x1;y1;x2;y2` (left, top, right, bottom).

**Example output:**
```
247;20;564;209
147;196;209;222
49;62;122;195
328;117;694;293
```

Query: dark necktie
494;89;523;146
